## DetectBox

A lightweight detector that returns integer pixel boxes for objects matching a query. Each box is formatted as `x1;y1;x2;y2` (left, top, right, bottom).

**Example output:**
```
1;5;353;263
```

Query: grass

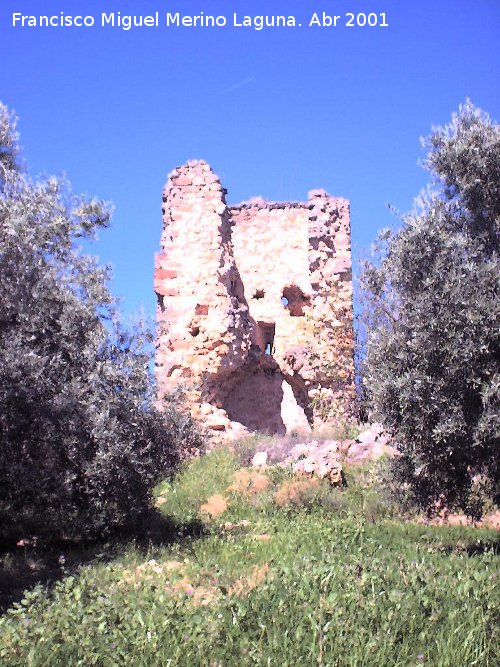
1;448;499;666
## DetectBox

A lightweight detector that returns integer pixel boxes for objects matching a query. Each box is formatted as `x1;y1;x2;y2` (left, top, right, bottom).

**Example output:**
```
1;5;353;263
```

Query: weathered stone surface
251;451;268;467
284;440;344;485
242;425;398;475
155;160;355;437
345;423;398;464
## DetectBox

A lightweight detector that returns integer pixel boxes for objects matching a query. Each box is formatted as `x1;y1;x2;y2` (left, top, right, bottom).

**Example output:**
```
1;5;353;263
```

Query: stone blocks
155;161;355;438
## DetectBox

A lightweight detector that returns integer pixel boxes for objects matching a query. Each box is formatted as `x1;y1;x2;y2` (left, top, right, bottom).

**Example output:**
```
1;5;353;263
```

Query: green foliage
1;451;499;666
155;448;239;523
361;101;499;516
0;102;200;542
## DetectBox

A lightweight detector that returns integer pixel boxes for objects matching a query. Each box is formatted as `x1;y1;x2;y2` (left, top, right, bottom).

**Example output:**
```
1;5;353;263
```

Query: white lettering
309;13;341;27
13;13;95;27
166;12;226;27
233;14;296;30
165;12;180;26
101;12;158;29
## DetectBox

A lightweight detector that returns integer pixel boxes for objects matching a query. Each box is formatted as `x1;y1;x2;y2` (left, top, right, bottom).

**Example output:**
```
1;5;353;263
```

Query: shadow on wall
220;285;311;436
222;359;287;435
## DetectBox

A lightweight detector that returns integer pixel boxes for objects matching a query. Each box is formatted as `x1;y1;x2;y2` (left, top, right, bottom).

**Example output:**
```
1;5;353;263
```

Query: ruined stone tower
155;160;355;438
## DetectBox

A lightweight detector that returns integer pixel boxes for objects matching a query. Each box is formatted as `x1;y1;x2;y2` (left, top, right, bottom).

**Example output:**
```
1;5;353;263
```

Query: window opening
256;321;275;356
281;285;309;317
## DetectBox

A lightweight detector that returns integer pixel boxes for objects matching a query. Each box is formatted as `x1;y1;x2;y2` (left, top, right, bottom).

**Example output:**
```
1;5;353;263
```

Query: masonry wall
155;160;355;439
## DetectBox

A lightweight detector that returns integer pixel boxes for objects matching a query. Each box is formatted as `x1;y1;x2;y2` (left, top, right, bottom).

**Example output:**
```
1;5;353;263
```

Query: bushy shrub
361;101;499;516
0;103;201;543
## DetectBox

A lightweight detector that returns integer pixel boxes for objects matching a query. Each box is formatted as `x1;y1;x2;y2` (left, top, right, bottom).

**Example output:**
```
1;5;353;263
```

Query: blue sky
1;0;499;318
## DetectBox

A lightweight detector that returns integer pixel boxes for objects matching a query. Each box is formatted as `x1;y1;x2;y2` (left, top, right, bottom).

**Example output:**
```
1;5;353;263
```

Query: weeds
1;448;498;667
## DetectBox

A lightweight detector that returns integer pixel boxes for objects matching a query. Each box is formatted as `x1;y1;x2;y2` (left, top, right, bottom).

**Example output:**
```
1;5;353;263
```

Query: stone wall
155;160;355;438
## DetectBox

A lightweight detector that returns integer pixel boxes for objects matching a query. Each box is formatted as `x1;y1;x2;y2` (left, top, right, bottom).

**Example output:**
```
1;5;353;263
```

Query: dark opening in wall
256;321;275;355
253;289;265;299
282;285;310;317
222;366;286;435
156;292;165;313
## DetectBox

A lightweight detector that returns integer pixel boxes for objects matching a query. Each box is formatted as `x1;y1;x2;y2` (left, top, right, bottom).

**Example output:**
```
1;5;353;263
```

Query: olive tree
0;103;200;542
361;101;499;516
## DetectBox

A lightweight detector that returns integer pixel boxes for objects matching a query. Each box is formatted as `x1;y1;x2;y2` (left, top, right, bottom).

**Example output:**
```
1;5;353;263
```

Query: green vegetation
1;449;498;666
1;100;498;666
0;103;197;543
360;101;500;516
